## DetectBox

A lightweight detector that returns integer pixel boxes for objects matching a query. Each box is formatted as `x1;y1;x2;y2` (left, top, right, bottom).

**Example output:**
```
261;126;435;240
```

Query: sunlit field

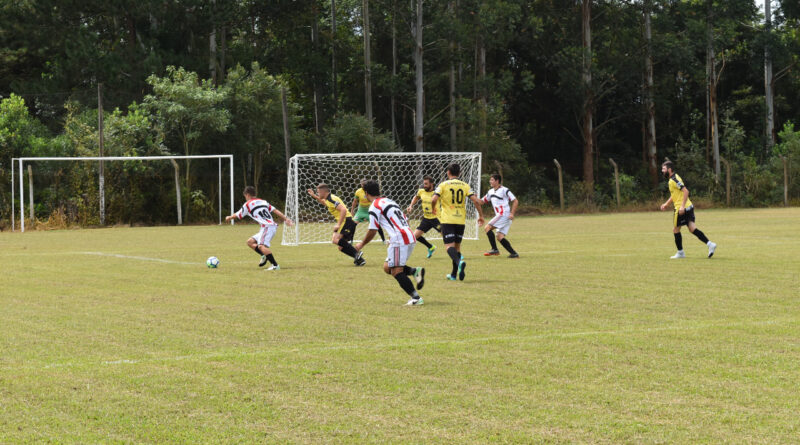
1;208;799;443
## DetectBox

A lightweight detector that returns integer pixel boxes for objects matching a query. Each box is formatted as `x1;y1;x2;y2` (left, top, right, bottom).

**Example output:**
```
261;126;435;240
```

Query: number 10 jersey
434;179;475;225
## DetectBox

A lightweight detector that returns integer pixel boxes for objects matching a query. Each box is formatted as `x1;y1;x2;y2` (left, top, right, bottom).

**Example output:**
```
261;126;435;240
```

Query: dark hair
317;183;330;191
363;180;380;197
490;173;502;183
662;161;675;171
447;163;461;176
422;175;433;183
243;186;256;196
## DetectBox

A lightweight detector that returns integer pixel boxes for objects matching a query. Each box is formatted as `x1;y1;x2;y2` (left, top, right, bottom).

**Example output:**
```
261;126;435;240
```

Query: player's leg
260;225;280;270
483;223;500;256
415;219;436;258
442;224;460;280
343;219;365;265
687;215;716;258
248;233;269;267
495;219;518;258
453;225;467;280
671;215;685;259
386;245;422;305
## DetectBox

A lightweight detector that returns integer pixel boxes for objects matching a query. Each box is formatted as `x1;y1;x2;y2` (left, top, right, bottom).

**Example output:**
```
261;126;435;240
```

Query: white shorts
384;243;415;268
251;224;278;247
488;215;512;235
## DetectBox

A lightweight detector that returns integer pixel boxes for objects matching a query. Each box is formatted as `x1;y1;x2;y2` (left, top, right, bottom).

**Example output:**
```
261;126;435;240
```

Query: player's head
490;173;502;188
661;161;675;178
317;183;331;198
446;163;461;178
362;180;380;200
243;186;256;199
422;175;434;191
360;178;367;188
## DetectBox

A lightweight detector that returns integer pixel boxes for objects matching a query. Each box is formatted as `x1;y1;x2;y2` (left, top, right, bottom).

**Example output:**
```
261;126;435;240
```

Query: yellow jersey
324;194;352;219
416;188;439;220
434;179;474;224
668;174;693;210
354;188;370;208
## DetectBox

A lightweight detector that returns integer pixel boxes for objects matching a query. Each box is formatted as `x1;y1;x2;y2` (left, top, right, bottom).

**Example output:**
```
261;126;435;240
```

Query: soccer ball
206;256;220;268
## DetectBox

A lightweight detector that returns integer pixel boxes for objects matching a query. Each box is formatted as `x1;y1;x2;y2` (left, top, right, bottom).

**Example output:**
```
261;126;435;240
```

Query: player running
225;186;293;270
308;184;366;266
351;179;386;244
659;161;717;259
406;175;441;259
355;180;425;306
481;174;519;258
431;163;485;281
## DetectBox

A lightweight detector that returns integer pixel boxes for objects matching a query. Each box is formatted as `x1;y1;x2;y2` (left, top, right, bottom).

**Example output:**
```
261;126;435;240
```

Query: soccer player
224;186;293;270
355;180;425;306
481;173;519;258
351;179;386;244
406;175;441;259
431;163;485;281
659;161;717;259
307;184;366;266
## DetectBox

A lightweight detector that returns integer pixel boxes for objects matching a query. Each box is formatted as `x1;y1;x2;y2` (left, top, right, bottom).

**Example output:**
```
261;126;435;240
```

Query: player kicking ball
355;180;425;306
225;186;293;270
308;184;366;266
406;175;441;259
481;174;519;258
659;161;717;259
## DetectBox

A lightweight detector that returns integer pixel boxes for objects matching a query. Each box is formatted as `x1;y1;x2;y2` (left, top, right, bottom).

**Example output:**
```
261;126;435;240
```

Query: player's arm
679;187;690;214
510;199;519;220
660;196;673;211
224;208;243;222
350;196;359;215
469;194;485;226
334;203;347;232
272;208;294;227
406;195;420;214
355;229;377;251
430;194;440;216
307;189;326;205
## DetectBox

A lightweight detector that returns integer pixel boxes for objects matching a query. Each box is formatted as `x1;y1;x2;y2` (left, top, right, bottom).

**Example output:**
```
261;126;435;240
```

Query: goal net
283;152;482;245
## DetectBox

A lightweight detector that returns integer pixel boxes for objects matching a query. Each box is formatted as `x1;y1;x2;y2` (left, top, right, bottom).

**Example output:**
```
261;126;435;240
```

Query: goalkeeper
351;179;386;243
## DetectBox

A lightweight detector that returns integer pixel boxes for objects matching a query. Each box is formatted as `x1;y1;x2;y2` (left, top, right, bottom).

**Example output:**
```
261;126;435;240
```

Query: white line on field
79;251;198;265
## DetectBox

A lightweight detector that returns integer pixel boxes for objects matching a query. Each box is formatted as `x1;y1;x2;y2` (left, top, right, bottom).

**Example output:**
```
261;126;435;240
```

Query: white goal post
10;155;234;232
283;152;482;245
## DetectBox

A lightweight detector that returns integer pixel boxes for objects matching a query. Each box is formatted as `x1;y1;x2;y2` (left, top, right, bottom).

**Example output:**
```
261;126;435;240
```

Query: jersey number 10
449;188;465;204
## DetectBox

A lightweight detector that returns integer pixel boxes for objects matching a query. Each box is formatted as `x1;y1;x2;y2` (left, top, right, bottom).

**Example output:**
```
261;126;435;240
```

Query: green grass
1;208;799;443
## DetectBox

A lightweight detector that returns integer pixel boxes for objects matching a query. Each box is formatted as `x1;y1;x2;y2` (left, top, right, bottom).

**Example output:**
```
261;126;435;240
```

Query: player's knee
483;225;492;233
497;233;505;241
383;264;391;274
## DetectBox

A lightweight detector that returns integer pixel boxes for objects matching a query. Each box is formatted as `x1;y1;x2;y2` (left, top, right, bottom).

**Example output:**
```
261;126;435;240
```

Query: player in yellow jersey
351;179;386;244
307;183;366;266
406;175;441;258
431;163;485;281
659;161;717;259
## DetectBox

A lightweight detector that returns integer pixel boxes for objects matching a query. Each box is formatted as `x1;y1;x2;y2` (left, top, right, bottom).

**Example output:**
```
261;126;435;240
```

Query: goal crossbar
11;155;234;232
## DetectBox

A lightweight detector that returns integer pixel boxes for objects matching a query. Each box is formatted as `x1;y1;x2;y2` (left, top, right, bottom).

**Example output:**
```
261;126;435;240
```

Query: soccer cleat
405;297;424;306
508;253;520;259
266;264;280;271
414;267;426;290
670;250;686;259
458;260;467;281
354;250;365;266
426;245;437;259
484;249;501;256
707;242;717;258
258;255;268;267
445;274;457;281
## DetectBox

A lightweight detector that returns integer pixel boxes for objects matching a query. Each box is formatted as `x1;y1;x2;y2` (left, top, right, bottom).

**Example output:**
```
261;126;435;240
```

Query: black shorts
338;217;357;242
674;207;696;227
440;223;465;244
417;217;441;234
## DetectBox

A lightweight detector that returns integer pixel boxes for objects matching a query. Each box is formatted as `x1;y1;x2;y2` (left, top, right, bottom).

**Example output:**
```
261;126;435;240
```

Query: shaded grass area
1;208;799;443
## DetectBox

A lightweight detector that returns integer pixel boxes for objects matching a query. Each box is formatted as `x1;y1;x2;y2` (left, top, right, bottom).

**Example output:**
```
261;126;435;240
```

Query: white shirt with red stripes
368;197;416;246
236;198;277;226
482;186;516;217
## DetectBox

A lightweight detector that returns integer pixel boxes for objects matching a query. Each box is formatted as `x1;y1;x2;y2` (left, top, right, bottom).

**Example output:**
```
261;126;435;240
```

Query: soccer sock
265;254;277;266
674;233;683;251
403;265;416;275
337;238;357;258
447;247;460;276
394;274;420;298
378;227;386;242
486;230;498;250
499;238;516;255
692;229;710;244
253;246;263;256
417;236;432;249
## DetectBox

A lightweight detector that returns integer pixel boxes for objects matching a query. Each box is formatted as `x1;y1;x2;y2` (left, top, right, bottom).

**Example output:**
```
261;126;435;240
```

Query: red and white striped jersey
368;197;416;246
482;186;516;217
236;198;277;226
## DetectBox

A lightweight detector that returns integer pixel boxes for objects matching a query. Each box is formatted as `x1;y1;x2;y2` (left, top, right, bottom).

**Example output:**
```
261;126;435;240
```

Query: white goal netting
283;152;482;245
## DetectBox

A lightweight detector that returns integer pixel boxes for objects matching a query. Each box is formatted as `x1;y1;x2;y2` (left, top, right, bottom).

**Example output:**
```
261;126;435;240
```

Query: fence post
609;158;620;207
170;159;183;225
553;159;564;211
720;157;731;206
27;164;34;223
780;155;788;207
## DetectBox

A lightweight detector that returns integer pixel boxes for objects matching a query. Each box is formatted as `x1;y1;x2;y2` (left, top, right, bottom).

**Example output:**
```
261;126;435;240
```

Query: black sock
486;230;498;250
253;246;263;256
674;233;683;251
337;238;357;258
378;227;386;242
394;273;419;298
417;236;432;249
265;254;277;266
692;229;709;244
499;238;516;254
447;247;460;275
403;266;416;275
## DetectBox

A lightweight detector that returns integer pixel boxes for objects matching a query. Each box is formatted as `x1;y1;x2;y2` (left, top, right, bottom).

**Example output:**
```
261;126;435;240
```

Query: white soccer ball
206;256;220;268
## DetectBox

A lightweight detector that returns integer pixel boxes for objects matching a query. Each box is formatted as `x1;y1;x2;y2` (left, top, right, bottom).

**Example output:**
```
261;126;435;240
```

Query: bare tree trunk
170;159;182;225
765;0;775;151
707;0;720;179
209;0;217;85
220;26;226;81
98;83;105;225
282;87;291;172
478;37;487;157
581;0;594;190
363;0;373;123
413;0;424;152
643;0;658;188
391;1;398;145
331;0;337;112
449;1;457;151
311;4;323;133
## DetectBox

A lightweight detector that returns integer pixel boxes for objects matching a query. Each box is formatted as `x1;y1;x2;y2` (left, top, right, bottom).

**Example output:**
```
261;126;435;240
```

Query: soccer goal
10;155;234;232
283;152;482;245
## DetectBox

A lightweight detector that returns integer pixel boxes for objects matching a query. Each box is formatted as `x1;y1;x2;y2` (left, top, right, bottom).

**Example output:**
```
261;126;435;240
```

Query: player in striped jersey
307;184;366;266
225;186;293;270
355;180;425;306
482;174;519;258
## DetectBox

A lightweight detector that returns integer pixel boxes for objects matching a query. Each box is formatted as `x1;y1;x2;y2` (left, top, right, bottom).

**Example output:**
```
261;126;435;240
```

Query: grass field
2;208;799;443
